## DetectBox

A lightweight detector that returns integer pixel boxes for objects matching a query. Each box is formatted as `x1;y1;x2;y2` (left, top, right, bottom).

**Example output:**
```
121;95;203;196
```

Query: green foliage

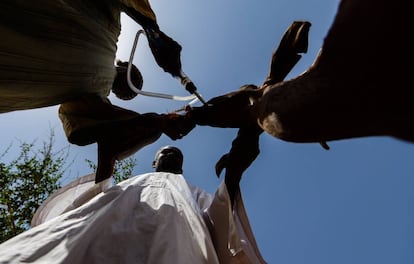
0;133;69;243
85;157;137;184
0;130;137;244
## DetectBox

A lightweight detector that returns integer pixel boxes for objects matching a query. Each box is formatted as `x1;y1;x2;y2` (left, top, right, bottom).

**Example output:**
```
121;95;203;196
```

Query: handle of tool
177;71;207;105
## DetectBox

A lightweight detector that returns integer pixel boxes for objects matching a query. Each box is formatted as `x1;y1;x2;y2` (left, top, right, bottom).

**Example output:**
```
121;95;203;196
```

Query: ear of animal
261;21;330;151
220;21;327;208
263;21;311;86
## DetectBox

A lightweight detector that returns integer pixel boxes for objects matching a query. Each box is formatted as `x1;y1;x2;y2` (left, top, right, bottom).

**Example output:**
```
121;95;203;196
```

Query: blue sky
1;0;414;263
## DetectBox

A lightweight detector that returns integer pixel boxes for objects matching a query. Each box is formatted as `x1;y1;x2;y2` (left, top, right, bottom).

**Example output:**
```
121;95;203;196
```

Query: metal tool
176;71;207;105
126;29;206;105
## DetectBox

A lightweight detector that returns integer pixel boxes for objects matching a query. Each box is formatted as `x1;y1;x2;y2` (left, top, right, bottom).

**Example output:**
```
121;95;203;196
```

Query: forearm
121;3;159;31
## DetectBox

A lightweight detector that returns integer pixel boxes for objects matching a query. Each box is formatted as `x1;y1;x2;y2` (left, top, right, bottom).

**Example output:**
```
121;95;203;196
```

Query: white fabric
206;183;267;264
0;173;266;264
31;174;112;227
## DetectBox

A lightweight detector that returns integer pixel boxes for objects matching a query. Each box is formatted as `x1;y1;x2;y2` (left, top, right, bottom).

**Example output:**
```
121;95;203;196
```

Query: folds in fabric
0;0;120;113
0;172;266;264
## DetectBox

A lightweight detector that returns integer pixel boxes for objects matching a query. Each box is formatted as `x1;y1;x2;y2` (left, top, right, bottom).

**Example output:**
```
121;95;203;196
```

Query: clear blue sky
1;0;414;263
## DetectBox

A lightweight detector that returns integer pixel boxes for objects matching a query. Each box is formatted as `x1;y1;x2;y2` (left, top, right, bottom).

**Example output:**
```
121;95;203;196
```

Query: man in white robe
0;146;266;264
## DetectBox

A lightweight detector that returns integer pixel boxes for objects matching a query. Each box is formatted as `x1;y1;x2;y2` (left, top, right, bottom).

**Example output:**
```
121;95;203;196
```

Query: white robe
0;173;266;264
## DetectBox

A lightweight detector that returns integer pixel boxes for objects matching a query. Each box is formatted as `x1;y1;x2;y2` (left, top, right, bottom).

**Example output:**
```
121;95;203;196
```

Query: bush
0;133;69;242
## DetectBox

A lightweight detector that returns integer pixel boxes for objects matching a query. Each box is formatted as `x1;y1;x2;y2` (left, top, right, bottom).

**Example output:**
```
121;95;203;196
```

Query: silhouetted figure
0;0;191;184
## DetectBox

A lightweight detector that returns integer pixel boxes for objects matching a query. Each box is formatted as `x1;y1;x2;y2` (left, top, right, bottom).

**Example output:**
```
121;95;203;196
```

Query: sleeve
205;182;267;264
120;0;157;22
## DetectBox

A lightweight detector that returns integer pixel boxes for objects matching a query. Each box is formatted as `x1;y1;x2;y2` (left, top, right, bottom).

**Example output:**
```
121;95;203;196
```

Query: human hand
159;113;196;140
146;29;182;77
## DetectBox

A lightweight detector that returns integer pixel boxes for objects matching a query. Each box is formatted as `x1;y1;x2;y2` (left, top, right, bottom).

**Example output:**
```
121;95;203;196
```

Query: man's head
112;60;142;100
152;146;183;174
